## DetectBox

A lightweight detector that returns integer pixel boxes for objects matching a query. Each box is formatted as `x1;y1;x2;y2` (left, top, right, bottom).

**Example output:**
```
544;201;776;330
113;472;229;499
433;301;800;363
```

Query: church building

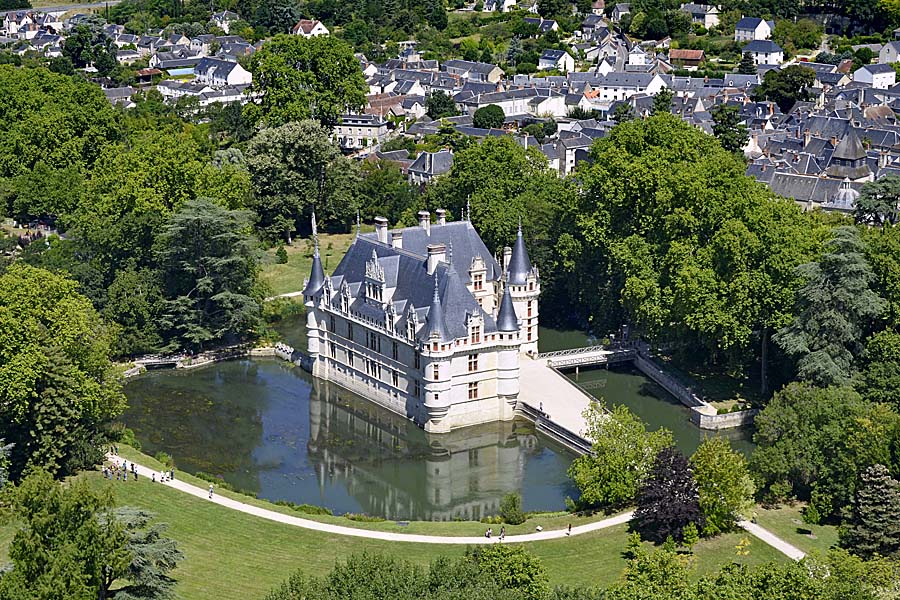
302;210;540;433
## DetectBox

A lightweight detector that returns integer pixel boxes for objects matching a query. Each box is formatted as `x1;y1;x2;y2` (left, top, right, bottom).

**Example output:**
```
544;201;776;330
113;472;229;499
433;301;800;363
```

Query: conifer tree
841;464;900;558
774;226;886;387
633;446;704;543
738;52;757;75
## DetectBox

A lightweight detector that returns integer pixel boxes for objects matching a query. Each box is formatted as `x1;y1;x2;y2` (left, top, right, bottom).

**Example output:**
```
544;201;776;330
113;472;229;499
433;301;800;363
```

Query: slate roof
507;225;533;285
330;225;500;342
408;150;453;177
743;40;783;53
735;17;765;30
496;285;518;332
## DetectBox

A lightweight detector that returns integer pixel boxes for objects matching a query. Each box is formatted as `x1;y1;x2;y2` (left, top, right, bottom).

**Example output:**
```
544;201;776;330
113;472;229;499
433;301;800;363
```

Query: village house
193;57;252;87
734;17;774;42
742;40;783;65
679;3;719;28
442;59;503;83
408;151;453;186
538;49;575;73
210;10;239;33
334;114;390;150
854;63;897;89
292;19;329;37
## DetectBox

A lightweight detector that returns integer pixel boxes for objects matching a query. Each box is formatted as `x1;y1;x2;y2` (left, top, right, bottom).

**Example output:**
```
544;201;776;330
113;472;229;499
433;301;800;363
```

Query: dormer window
471;325;481;344
407;318;416;340
473;273;483;291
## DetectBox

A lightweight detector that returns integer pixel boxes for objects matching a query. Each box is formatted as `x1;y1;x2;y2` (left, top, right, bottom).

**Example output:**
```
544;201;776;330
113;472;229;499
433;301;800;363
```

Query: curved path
110;456;805;557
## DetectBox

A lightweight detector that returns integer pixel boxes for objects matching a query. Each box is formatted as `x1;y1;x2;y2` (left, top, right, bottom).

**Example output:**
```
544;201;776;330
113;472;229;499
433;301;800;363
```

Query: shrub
274;500;333;516
500;492;526;525
275;245;288;264
345;513;386;522
154;451;174;468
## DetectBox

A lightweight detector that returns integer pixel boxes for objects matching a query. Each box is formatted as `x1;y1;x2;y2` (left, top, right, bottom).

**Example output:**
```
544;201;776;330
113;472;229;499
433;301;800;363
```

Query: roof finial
356;211;361;238
447;241;453;265
433;274;440;301
312;210;319;257
518;215;522;233
466;197;471;222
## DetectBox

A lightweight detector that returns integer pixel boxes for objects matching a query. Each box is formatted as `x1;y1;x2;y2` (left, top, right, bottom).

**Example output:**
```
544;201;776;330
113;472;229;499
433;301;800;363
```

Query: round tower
421;276;453;433
504;222;541;355
303;212;326;371
495;284;521;420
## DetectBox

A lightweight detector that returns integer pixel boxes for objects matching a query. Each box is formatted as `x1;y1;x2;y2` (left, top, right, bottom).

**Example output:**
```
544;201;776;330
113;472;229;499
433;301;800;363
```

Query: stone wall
691;408;759;430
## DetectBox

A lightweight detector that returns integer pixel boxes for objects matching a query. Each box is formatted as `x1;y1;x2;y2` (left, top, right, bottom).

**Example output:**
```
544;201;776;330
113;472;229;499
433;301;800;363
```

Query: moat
122;323;753;520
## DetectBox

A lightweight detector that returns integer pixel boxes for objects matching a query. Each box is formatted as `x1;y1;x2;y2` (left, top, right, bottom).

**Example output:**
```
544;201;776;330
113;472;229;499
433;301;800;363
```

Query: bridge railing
547;349;636;369
536;344;609;360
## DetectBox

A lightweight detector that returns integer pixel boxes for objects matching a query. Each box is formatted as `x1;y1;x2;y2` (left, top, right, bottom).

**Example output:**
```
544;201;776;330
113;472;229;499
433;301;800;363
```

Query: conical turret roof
302;212;326;296
832;129;866;161
507;222;533;286
420;275;450;342
496;285;519;332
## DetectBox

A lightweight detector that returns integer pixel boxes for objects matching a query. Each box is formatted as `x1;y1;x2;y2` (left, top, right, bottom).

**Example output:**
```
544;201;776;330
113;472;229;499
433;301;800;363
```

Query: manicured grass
0;454;789;600
260;232;357;297
754;504;840;556
78;468;785;598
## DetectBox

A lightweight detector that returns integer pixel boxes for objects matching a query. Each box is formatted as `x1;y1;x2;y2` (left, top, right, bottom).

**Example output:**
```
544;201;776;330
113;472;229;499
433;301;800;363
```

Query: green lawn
754;504;840;557
260;231;357;297
0;452;788;599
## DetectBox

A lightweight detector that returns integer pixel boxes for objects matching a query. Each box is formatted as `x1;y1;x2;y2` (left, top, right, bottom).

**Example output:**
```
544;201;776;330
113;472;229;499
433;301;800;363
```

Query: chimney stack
427;243;446;275
435;209;446;226
374;216;388;244
503;246;512;272
803;128;811;147
830;135;838;147
418;210;430;235
391;231;403;249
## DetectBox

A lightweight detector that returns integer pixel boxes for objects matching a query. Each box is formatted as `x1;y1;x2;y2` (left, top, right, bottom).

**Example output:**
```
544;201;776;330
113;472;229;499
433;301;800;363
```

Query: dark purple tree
633;446;704;543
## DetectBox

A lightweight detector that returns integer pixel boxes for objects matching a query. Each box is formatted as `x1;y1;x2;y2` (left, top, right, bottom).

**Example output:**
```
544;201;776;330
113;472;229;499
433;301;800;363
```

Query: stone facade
303;211;540;433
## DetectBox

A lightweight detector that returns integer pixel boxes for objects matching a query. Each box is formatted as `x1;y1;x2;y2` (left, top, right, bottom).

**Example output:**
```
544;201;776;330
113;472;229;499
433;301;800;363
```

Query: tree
112;507;184;599
856;174;900;226
246;120;360;240
500;492;525;525
651;88;674;115
0;470;182;600
856;328;900;409
155;199;262;352
537;0;569;18
568;402;673;508
752;65;815;113
633;446;703;543
0;0;30;8
711;104;749;153
840;464;900;558
605;544;693;600
426;90;459;119
102;267;166;357
612;102;635;123
245;34;367;128
0;439;9;490
466;545;549;598
690;437;754;536
774;226;886;387
359;160;418;224
566;114;824;390
473;104;505;129
737;52;757;75
751;382;900;518
48;55;75;75
0;265;124;481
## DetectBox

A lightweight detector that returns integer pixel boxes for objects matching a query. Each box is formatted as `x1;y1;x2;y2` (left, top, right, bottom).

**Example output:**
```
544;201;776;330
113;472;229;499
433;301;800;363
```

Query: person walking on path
499;527;505;541
208;484;214;499
567;523;572;536
170;468;175;481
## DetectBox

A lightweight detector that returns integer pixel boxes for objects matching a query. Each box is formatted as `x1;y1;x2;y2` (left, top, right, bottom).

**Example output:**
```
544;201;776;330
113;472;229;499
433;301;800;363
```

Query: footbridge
537;345;637;370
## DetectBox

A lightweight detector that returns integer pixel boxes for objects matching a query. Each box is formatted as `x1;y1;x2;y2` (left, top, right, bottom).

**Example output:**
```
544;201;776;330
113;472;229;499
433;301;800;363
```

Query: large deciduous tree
751;382;900;519
774;226;885;388
245;34;367;128
0;265;124;481
155;199;262;352
840;464;900;559
568;401;673;508
245;120;360;241
473;104;505;129
856;328;900;409
425;90;459;119
565;113;823;390
690;437;754;536
751;65;815;113
633;446;703;543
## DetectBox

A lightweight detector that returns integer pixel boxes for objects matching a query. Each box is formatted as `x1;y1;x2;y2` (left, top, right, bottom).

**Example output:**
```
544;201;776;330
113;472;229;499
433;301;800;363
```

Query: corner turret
501;220;540;354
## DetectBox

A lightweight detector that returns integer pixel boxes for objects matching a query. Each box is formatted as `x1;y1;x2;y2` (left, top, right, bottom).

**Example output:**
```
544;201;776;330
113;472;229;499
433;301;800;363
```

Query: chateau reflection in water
307;378;552;521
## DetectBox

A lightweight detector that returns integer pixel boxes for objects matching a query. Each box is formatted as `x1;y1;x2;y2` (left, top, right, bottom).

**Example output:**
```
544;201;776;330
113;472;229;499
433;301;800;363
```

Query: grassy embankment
0;446;794;600
754;504;840;556
259;232;357;297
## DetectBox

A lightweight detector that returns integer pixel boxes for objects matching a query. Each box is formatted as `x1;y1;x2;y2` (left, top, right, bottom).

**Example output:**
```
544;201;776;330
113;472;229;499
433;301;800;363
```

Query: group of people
484;526;506;541
152;468;176;483
103;459;136;481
